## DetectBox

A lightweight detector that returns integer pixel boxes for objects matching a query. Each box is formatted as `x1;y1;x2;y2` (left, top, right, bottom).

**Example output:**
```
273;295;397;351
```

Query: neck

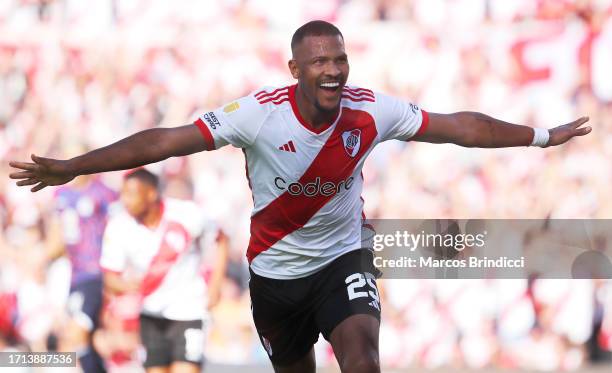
139;200;163;229
294;85;339;128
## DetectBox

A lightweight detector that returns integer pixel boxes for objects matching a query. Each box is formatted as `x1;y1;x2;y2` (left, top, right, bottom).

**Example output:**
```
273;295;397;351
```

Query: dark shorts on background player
249;248;381;366
139;315;204;368
67;277;104;331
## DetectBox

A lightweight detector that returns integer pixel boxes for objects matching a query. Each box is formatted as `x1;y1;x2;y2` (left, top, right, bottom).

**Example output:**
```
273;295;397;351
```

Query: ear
288;59;299;79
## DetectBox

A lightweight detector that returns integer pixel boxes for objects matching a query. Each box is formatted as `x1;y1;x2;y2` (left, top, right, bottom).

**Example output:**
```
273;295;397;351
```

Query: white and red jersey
100;198;214;320
194;84;428;279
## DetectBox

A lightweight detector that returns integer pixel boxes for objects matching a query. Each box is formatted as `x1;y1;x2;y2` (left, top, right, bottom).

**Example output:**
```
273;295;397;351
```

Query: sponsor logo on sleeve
409;103;419;114
203;112;221;130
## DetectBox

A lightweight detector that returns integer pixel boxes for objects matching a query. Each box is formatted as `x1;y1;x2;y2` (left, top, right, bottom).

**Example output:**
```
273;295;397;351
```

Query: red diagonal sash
246;108;378;263
140;221;191;297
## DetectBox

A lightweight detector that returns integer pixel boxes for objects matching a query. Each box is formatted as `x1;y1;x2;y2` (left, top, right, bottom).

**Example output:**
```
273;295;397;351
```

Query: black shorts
67;278;103;331
139;315;204;368
249;249;381;366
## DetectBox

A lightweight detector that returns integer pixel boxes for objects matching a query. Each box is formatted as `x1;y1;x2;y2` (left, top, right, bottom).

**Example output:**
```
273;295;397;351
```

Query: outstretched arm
412;112;591;148
9;124;208;192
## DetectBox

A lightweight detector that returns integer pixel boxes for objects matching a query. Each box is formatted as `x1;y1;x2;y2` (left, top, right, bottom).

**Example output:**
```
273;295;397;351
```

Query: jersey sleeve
374;92;429;142
99;217;127;273
192;90;271;149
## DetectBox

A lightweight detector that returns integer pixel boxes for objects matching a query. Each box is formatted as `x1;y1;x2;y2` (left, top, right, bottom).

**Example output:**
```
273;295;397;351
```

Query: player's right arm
10;89;269;192
9;125;207;192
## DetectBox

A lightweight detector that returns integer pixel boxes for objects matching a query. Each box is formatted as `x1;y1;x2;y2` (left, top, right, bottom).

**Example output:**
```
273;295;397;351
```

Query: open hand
547;116;591;147
9;154;75;192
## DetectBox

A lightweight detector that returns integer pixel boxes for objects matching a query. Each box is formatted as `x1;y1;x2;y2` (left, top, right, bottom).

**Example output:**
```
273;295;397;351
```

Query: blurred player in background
46;151;117;373
9;20;591;373
99;168;227;373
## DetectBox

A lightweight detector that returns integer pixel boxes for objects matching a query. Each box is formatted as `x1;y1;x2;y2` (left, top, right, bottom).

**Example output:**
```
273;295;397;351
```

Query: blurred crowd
1;0;612;371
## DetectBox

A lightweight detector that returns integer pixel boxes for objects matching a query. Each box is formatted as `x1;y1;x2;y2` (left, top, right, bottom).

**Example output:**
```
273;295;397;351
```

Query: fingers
574;126;592;136
17;178;39;187
9;170;35;179
571;116;590;128
31;154;55;168
31;154;43;163
31;182;47;193
8;161;38;172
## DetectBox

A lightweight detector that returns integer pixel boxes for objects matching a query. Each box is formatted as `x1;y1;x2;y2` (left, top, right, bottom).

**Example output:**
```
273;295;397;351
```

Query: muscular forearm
68;128;176;176
455;112;536;148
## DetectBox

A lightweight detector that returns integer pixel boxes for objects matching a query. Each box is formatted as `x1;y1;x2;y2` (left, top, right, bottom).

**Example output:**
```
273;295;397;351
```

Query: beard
314;98;340;114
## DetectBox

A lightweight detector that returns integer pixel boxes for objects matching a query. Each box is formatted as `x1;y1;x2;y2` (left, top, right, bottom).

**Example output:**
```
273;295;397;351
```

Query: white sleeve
99;218;127;273
375;92;429;142
193;90;271;149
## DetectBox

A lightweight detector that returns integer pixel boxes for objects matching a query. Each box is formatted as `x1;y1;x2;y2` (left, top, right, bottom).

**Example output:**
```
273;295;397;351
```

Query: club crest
342;129;361;157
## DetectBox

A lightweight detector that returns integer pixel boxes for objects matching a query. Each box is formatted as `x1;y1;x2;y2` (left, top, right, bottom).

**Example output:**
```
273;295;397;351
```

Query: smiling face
289;34;349;115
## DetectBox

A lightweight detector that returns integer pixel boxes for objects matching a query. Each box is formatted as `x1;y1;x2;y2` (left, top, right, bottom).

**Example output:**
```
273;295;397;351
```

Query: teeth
320;82;340;88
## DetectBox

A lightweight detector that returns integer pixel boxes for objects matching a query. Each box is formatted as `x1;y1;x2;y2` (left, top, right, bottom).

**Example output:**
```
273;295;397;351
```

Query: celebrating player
9;20;591;373
99;168;227;373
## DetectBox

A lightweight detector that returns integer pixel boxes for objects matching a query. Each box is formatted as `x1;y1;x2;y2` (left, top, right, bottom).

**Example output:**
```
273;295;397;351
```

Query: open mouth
319;81;341;94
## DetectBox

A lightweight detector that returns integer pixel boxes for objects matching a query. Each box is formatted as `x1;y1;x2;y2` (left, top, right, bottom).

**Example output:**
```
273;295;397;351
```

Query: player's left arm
412;112;591;147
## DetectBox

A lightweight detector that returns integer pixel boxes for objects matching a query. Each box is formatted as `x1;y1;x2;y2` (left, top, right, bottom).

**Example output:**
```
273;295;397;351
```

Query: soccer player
99;168;227;373
9;21;591;373
46;173;116;373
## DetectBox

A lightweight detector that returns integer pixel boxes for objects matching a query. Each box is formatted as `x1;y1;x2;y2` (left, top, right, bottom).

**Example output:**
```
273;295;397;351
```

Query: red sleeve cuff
415;109;429;137
194;118;216;150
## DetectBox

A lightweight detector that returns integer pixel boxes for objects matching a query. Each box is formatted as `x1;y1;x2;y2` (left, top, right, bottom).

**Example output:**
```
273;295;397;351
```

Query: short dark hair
291;20;343;52
124;168;160;190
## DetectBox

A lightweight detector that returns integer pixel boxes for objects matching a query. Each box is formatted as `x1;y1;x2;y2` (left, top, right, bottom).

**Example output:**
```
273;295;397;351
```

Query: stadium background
1;0;611;372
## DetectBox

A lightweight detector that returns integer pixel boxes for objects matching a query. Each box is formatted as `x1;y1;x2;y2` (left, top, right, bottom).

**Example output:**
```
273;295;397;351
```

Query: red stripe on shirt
246;107;378;263
258;94;289;105
343;87;375;98
288;140;296;152
341;95;375;102
345;87;373;93
194;118;216;150
342;90;375;100
344;87;374;95
255;86;290;99
140;221;191;297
